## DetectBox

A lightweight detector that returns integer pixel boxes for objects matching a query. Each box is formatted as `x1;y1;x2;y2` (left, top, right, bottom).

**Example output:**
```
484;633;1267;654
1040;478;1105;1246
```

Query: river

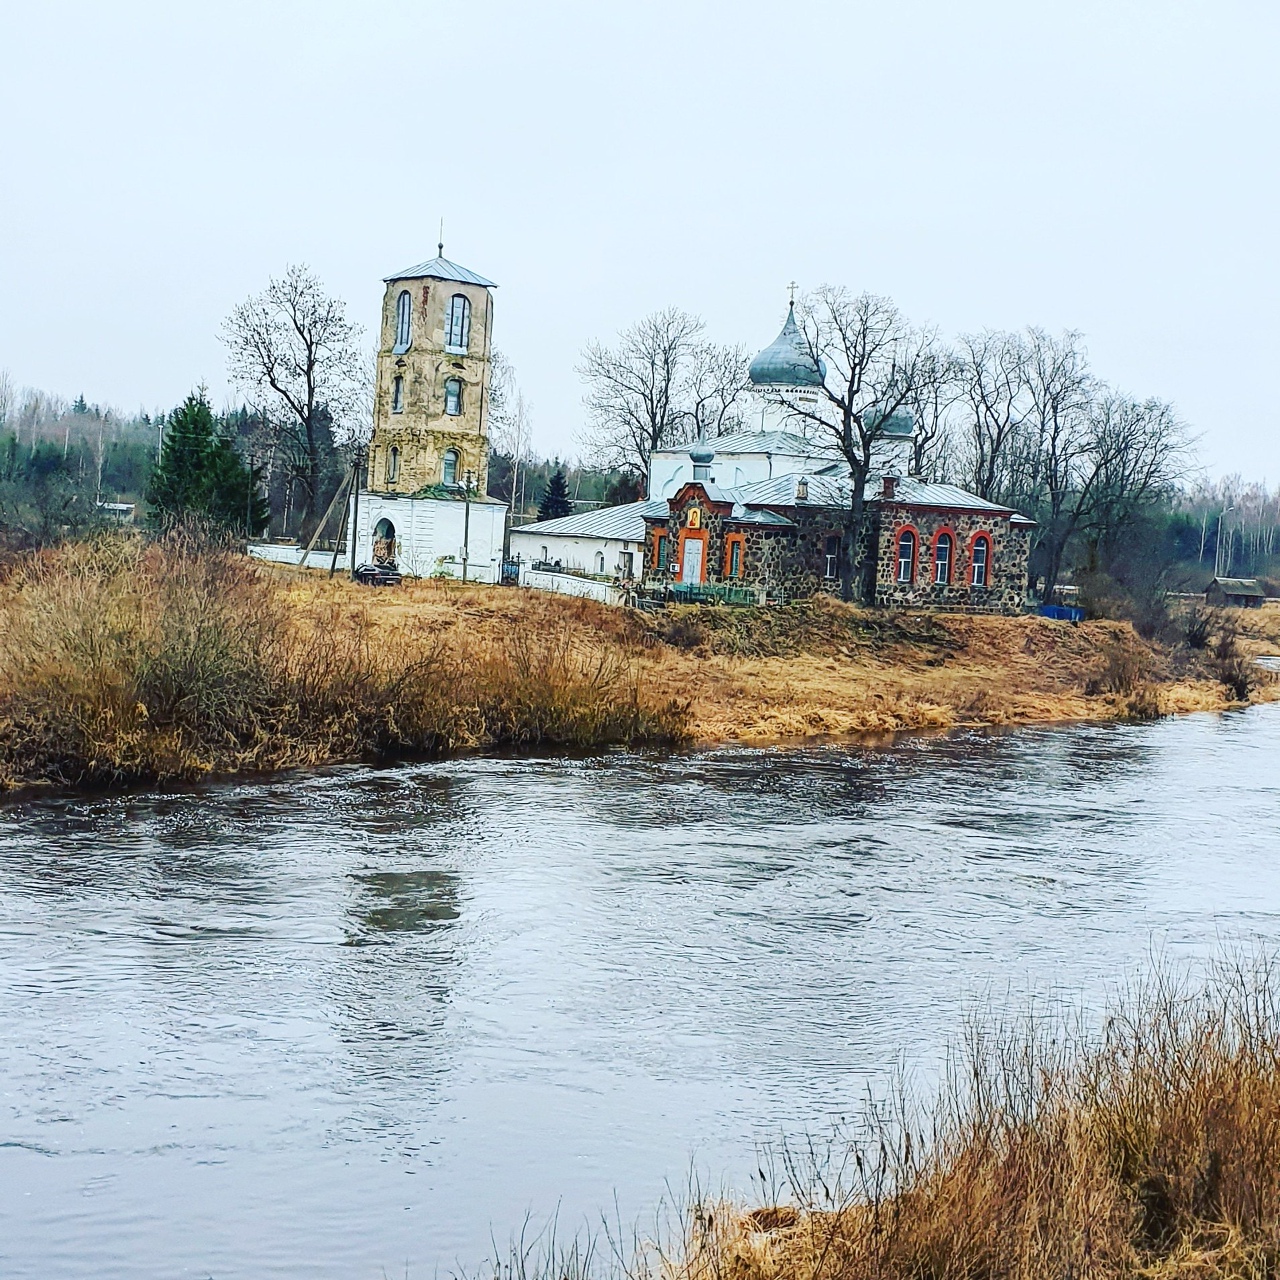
1;705;1278;1278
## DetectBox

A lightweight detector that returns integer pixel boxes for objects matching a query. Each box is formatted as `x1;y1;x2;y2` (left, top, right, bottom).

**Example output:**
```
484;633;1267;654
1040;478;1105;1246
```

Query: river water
1;706;1278;1278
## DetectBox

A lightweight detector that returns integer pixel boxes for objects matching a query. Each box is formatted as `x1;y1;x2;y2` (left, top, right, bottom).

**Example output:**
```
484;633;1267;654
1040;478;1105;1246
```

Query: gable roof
1210;577;1266;597
384;256;497;288
512;499;667;541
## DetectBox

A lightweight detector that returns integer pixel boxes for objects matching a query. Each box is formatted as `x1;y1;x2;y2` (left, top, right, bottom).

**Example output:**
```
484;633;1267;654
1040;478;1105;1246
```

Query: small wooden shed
1206;577;1266;609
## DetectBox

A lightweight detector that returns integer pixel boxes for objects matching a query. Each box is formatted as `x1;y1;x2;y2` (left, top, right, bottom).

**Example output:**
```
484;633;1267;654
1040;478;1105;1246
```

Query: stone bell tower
368;248;496;496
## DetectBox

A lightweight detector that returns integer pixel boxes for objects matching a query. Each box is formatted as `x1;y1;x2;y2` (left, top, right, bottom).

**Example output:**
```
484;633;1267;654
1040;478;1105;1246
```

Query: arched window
391;375;404;413
971;535;991;587
595;551;606;574
540;545;549;562
394;290;412;353
445;294;471;352
386;446;400;484
896;529;917;584
442;448;459;486
934;532;953;584
444;378;463;416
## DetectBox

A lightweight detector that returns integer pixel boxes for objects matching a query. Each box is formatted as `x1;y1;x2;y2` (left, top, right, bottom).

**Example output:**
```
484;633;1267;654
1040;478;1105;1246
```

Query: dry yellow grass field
280;570;1280;746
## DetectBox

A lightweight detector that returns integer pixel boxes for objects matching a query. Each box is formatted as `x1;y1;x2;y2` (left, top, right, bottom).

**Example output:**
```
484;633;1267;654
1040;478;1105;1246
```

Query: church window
444;378;463;416
445;294;471;353
725;534;745;579
386;446;400;484
934;532;953;584
391;375;404;413
971;535;991;587
442;448;460;486
823;534;840;580
540;545;549;562
653;529;669;569
393;290;412;353
896;529;917;584
595;551;606;574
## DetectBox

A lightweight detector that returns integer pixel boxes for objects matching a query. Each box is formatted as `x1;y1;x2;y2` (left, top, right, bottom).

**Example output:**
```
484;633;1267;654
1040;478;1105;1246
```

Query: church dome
748;304;827;389
865;404;916;438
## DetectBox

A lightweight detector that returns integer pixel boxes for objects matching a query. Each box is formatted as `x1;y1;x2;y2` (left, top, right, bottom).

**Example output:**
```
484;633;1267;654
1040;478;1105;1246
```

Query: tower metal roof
384;256;497;287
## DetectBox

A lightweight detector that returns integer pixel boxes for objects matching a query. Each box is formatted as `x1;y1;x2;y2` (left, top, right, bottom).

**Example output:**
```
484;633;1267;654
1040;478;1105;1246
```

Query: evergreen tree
72;394;88;415
537;467;573;520
147;390;267;533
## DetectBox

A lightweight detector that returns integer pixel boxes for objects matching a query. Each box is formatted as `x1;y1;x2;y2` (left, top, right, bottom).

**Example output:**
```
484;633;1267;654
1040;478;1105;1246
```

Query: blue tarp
1038;604;1085;623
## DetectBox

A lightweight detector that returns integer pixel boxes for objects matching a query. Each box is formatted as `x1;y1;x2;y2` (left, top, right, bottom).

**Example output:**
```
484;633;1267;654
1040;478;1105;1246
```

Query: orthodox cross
788;280;798;305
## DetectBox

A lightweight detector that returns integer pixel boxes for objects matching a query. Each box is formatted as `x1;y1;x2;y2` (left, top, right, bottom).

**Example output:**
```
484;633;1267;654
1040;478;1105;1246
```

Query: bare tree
770;287;938;600
578;309;712;487
488;352;534;514
681;340;750;442
957;330;1030;501
222;264;366;538
1006;329;1095;597
0;371;13;441
902;345;963;480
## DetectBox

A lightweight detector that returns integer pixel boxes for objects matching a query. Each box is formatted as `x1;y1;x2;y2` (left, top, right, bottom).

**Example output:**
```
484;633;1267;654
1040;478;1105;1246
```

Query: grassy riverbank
280;566;1279;744
0;536;1275;790
0;536;688;790
592;957;1280;1280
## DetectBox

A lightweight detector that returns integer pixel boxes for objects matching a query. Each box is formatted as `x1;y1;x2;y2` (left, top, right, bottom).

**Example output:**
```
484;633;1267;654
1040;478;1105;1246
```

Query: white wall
508;528;641;578
648;448;820;499
248;543;347;571
518;565;624;605
353;491;507;582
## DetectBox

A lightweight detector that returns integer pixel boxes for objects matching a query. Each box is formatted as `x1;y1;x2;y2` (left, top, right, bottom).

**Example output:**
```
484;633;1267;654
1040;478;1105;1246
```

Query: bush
1211;622;1253;702
0;533;689;790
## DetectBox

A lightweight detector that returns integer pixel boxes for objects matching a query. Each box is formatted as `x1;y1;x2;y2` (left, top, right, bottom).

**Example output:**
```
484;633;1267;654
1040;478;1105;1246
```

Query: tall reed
0;533;688;789
483;956;1280;1280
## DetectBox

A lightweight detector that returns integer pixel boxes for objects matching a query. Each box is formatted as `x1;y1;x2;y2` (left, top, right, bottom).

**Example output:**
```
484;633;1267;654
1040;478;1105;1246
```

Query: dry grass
0;534;688;790
665;958;1280;1280
488;957;1280;1280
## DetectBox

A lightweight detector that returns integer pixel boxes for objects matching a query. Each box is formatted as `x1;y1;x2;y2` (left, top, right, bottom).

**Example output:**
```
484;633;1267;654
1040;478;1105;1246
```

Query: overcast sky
1;0;1276;478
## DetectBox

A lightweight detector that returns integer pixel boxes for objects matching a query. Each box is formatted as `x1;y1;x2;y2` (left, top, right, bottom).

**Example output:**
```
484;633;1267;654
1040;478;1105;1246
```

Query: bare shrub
0;536;689;790
1183;604;1216;650
1085;635;1150;696
1211;621;1253;702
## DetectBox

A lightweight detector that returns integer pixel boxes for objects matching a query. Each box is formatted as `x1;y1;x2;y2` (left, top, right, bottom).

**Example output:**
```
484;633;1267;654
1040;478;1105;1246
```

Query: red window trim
931;526;957;585
724;533;746;579
968;531;993;587
893;524;920;585
652;527;668;568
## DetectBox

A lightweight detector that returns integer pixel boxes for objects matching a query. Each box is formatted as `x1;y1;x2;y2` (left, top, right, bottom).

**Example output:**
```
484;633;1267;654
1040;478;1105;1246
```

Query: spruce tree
537;467;572;521
147;390;267;533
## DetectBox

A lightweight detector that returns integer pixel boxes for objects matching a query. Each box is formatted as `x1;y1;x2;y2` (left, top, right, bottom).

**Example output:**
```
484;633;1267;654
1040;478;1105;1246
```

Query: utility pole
461;469;473;583
349;446;365;580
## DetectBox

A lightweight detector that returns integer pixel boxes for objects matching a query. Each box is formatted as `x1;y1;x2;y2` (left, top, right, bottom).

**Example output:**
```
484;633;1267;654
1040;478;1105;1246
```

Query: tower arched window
971;535;991;587
393;290;412;353
391;375;404;413
386;446;400;484
444;378;463;416
595;551;606;575
934;532;953;584
445;294;471;353
442;449;460;487
896;529;917;584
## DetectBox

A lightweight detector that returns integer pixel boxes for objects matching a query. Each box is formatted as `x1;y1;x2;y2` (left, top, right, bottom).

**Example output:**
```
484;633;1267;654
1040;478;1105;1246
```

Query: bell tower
368;249;497;496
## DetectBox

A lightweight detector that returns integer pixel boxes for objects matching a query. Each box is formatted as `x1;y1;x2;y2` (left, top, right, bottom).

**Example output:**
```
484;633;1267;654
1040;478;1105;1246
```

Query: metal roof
748;304;827;388
879;480;1017;513
1210;577;1266;597
701;429;835;457
512;499;667;541
730;473;852;507
727;504;795;526
384;256;498;287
